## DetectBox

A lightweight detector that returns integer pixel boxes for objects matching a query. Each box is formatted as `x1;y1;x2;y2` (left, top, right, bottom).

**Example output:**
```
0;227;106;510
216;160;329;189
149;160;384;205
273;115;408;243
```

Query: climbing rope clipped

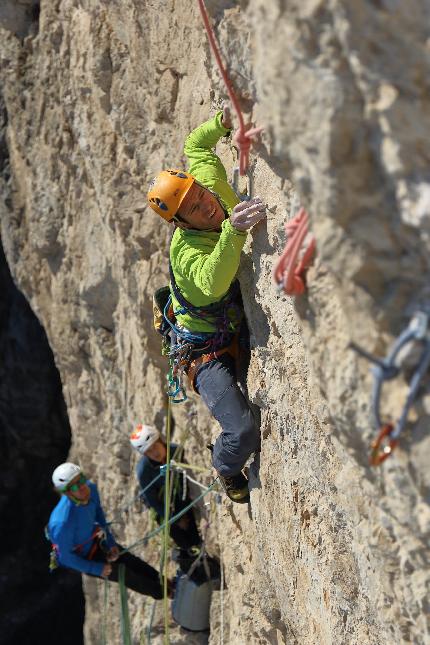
197;0;263;178
273;207;316;296
350;311;430;465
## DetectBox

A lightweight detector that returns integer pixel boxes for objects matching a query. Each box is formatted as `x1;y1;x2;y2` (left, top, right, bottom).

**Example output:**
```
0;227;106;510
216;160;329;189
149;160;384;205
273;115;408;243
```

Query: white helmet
52;463;81;490
130;424;160;455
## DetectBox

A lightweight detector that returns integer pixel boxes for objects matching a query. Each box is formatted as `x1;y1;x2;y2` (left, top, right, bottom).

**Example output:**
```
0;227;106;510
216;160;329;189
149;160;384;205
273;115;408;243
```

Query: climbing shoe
206;444;250;503
218;471;250;504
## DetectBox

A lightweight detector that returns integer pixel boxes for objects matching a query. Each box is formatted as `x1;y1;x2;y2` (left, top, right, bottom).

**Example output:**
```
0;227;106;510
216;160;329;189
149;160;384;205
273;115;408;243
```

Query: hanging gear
350;311;430;465
273;207;316;296
52;462;81;490
130;424;160;456
147;169;195;220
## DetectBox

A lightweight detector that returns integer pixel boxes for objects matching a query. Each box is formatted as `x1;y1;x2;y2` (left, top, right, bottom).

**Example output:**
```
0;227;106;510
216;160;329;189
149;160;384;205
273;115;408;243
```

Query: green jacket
170;111;246;334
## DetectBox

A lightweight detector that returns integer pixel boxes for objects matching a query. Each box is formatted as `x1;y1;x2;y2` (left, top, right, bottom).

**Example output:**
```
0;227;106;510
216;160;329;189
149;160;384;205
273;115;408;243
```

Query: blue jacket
137;443;183;518
48;481;116;576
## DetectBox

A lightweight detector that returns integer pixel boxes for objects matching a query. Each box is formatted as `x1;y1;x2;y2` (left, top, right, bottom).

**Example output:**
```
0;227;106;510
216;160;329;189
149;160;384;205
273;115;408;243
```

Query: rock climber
147;105;266;503
47;462;171;598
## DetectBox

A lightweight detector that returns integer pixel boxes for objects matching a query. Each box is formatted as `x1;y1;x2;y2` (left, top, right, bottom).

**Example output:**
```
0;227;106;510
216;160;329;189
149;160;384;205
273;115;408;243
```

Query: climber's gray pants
195;354;260;477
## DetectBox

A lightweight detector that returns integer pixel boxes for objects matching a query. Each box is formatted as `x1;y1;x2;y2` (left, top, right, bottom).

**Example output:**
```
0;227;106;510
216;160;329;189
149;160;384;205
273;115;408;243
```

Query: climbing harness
197;0;263;178
158;260;242;403
273;207;316;296
45;525;106;571
350;311;430;465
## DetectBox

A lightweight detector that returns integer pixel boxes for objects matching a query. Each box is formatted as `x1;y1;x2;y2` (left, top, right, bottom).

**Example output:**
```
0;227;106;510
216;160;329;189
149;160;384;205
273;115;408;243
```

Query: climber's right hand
230;197;266;231
102;563;112;578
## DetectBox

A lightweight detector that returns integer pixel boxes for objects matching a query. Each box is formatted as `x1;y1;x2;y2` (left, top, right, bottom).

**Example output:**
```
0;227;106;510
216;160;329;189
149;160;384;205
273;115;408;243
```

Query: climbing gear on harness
147;169;195;220
45;526;60;572
153;286;173;355
273;207;316;296
130;424;160;455
350;311;430;465
197;0;263;177
52;462;81;490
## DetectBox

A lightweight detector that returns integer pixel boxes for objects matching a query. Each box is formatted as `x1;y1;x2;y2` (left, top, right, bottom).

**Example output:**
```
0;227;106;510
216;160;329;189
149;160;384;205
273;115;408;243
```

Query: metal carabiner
369;424;398;466
232;166;253;201
351;311;430;465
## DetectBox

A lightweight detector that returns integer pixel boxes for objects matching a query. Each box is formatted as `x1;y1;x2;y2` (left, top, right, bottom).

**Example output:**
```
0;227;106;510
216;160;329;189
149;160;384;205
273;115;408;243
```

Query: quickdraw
273;207;316;296
351;311;430;465
232;167;253;202
167;341;196;403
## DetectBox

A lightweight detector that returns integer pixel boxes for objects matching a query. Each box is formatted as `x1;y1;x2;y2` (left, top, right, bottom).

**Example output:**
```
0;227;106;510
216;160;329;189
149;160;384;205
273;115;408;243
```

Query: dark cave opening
0;241;84;645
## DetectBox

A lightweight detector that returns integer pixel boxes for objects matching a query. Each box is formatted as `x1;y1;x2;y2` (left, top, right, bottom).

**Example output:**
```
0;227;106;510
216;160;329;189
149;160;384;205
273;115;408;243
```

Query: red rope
272;208;316;296
197;0;263;176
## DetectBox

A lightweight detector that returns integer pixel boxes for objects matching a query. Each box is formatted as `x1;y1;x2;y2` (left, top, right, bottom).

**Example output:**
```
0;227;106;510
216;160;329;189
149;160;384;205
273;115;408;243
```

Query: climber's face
64;474;91;504
144;439;167;464
175;183;226;231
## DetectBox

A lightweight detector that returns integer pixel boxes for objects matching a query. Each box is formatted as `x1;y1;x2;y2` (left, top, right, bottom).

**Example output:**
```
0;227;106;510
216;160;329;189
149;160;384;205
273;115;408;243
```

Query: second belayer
147;105;266;503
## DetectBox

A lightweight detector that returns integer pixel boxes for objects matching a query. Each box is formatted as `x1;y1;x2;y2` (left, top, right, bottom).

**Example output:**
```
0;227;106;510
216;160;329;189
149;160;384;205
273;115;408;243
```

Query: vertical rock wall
0;1;429;643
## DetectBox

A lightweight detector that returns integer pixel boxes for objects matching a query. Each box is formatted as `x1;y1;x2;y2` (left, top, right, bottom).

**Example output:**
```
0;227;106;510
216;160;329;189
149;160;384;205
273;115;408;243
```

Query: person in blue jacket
48;462;169;598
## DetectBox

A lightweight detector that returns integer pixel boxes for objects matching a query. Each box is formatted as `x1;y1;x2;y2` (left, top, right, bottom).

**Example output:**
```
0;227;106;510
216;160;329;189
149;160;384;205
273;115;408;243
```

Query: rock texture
0;1;429;644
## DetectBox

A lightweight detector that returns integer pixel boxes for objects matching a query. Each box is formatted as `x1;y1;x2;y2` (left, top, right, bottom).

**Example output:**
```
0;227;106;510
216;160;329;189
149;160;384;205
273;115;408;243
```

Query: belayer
47;462;172;598
147;105;266;503
130;423;219;579
130;424;200;551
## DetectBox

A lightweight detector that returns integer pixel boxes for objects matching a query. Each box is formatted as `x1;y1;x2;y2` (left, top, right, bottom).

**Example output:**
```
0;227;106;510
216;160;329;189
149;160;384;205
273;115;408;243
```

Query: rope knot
233;126;264;175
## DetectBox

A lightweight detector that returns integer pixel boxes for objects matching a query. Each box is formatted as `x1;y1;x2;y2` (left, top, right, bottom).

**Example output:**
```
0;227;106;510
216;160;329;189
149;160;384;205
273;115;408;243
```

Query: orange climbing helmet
147;169;195;221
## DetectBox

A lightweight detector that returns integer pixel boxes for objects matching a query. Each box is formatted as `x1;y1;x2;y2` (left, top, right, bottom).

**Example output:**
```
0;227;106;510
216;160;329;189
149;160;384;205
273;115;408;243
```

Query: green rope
170;460;212;474
118;478;218;556
163;397;172;644
118;564;132;645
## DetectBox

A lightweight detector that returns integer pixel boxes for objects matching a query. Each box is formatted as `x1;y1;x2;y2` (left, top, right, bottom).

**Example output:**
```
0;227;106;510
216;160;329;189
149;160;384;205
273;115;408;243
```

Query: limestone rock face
0;1;429;644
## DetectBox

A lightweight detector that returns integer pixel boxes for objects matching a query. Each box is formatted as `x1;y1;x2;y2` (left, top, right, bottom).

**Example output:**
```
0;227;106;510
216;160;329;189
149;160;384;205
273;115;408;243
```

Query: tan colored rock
0;1;429;644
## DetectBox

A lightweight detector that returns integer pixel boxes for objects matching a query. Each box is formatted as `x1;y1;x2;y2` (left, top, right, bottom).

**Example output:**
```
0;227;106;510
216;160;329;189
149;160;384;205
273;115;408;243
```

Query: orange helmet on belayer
147;169;195;221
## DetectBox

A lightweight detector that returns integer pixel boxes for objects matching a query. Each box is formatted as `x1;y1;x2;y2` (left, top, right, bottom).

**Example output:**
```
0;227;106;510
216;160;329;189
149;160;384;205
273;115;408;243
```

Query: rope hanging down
273;207;316;296
197;0;263;177
163;398;173;644
118;479;218;557
350;311;430;465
